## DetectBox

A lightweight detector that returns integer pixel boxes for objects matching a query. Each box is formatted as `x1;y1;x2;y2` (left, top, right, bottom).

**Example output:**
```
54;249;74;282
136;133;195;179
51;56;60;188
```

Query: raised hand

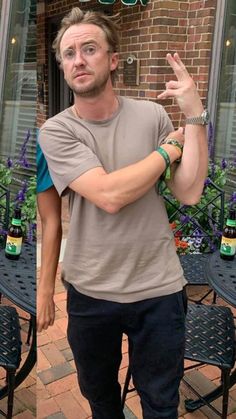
157;53;204;118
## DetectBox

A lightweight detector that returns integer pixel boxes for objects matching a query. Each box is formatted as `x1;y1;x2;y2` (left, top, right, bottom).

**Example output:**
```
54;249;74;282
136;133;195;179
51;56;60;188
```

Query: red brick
55;391;88;419
37;348;51;372
41;343;66;366
46;373;78;397
37;398;60;419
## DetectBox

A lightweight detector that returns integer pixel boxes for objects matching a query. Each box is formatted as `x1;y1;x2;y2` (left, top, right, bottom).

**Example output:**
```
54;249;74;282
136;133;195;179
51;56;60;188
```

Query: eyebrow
62;40;99;51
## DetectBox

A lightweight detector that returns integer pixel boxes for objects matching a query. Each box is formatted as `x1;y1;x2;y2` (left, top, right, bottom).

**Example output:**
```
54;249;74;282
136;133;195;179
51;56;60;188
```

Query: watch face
203;109;210;124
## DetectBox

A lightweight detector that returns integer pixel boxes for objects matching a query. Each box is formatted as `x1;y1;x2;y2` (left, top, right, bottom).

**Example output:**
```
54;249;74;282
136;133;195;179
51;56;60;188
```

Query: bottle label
12;218;21;226
226;219;236;227
5;236;22;256
220;236;236;256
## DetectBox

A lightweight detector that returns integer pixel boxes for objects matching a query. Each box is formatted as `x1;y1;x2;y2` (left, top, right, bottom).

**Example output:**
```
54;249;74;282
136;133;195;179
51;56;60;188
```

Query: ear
110;52;119;71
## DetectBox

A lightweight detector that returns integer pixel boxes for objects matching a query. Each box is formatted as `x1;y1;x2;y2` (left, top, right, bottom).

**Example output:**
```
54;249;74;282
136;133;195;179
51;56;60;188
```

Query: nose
73;50;86;66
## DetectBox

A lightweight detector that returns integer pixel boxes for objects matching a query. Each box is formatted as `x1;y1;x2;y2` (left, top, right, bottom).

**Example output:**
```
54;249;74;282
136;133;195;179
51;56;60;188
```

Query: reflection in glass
215;0;236;196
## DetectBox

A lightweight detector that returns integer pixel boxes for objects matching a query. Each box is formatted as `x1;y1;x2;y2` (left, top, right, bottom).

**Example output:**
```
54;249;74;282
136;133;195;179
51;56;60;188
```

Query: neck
73;89;118;121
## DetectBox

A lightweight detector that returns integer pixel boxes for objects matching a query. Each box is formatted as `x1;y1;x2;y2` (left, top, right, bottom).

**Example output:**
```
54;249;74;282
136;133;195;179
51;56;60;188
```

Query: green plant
0;130;36;242
162;157;236;255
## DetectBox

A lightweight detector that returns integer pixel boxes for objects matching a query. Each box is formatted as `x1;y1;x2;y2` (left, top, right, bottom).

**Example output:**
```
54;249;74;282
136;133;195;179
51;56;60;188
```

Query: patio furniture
162;178;225;303
0;243;36;400
184;303;235;418
185;251;236;416
0;306;21;419
121;303;235;418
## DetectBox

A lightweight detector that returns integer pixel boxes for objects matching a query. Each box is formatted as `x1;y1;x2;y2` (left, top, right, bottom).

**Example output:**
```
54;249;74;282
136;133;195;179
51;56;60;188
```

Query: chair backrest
162;179;225;254
0;184;10;234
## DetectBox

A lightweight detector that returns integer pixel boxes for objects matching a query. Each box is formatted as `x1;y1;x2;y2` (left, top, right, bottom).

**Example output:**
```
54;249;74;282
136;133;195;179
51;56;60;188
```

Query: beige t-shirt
39;96;186;302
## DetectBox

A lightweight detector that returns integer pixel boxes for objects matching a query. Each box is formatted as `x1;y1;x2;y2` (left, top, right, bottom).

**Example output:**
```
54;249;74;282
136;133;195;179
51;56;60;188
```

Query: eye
63;49;75;60
82;44;97;56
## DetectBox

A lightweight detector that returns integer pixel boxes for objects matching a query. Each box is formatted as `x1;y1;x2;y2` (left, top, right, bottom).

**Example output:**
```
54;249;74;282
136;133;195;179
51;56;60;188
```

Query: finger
166;53;189;82
157;89;178;99
166;80;179;89
177;127;184;135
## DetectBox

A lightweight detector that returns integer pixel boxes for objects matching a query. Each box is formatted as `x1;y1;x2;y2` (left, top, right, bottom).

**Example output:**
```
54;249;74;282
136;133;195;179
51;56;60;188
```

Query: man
39;7;208;419
37;142;62;331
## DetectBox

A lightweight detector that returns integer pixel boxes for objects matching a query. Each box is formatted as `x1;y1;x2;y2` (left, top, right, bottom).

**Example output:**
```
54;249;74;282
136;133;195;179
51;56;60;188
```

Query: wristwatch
185;109;210;126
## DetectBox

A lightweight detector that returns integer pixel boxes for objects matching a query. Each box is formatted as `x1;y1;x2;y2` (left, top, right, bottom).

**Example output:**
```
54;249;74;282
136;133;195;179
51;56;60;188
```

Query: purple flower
204;177;211;186
21;180;28;193
210;161;215;178
15;189;25;202
208;122;214;158
180;215;190;224
6;157;13;168
17;130;31;168
230;192;236;203
221;158;228;170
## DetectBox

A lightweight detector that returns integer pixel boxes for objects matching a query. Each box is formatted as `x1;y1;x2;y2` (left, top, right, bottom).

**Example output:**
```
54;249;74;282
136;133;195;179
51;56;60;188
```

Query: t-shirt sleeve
36;142;54;193
39;120;103;196
155;104;174;147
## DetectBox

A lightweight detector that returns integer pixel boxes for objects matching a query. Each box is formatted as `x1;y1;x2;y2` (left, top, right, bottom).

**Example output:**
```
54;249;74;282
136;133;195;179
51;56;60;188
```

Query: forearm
70;144;180;213
39;219;62;294
168;125;208;203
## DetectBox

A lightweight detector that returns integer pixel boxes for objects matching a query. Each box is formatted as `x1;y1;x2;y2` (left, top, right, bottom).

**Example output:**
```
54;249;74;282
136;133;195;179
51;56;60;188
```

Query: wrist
184;104;204;119
161;144;181;163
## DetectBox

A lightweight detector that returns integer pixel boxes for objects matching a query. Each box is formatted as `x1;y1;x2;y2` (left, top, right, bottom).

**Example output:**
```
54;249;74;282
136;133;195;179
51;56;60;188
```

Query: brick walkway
35;198;236;418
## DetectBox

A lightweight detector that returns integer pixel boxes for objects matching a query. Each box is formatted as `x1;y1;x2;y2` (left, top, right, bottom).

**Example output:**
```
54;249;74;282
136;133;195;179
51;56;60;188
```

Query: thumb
177;127;184;134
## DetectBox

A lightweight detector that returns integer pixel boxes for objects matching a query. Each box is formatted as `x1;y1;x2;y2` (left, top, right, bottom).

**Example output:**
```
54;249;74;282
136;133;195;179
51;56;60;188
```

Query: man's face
60;23;118;98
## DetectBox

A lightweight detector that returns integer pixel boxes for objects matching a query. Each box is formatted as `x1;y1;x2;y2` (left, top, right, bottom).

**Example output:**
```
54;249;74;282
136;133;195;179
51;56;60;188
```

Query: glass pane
215;0;236;197
0;0;36;179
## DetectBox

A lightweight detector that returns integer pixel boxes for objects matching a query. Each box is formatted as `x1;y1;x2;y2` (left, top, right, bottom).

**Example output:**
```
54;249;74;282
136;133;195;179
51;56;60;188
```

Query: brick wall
37;0;217;128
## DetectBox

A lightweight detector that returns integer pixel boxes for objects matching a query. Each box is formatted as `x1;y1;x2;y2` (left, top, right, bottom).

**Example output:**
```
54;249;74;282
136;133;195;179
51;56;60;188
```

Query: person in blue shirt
37;141;62;331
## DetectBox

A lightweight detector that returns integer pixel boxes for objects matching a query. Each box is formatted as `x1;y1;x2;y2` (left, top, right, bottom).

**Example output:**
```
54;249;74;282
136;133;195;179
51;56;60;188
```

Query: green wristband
156;147;171;180
165;139;183;153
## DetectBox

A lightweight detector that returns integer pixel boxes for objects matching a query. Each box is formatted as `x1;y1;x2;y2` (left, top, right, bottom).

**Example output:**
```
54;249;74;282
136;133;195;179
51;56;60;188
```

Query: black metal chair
0;306;22;419
162;178;225;303
121;304;235;418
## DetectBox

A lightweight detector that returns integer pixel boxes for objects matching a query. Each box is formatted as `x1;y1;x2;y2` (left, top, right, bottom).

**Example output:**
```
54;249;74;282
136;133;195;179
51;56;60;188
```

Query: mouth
74;73;90;79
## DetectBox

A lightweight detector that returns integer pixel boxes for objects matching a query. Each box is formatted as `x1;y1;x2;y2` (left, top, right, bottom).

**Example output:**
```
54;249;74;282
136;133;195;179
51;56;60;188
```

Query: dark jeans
67;285;187;419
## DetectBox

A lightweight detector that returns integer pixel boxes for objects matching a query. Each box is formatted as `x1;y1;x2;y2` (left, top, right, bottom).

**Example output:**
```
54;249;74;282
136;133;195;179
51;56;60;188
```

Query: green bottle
220;208;236;261
5;208;23;260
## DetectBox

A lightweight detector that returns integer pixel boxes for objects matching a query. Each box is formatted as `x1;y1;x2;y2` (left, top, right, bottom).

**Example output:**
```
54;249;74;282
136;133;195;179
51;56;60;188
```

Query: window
213;0;236;197
0;0;36;181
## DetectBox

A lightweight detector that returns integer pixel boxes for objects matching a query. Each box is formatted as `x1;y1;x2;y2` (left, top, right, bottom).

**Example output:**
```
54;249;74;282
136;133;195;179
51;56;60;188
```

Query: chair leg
26;318;33;345
121;366;132;409
221;369;230;419
6;370;16;419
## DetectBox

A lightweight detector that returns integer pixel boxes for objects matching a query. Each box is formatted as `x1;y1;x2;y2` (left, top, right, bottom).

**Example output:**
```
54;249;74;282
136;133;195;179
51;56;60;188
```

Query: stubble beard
68;71;111;98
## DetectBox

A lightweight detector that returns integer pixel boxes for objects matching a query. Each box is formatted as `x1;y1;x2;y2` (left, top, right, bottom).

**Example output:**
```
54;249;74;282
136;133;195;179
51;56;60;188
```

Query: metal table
186;251;236;412
0;242;36;398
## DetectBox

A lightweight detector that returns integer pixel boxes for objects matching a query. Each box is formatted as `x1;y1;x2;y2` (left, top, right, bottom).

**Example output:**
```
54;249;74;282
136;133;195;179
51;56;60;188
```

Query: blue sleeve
36;129;54;193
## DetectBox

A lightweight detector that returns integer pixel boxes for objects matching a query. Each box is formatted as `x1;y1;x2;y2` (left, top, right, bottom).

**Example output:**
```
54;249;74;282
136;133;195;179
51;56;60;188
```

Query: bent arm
158;53;208;204
69;143;181;214
167;124;208;205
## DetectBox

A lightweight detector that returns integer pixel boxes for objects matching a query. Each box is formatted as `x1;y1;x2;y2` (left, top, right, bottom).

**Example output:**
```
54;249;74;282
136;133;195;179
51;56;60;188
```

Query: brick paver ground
35;197;236;418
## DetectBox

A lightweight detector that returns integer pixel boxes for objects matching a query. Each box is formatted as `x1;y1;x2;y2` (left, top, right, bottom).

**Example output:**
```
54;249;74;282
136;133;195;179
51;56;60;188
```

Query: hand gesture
157;53;204;118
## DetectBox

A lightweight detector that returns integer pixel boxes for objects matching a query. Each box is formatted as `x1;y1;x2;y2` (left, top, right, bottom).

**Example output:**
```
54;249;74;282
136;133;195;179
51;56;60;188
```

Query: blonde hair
52;7;120;83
